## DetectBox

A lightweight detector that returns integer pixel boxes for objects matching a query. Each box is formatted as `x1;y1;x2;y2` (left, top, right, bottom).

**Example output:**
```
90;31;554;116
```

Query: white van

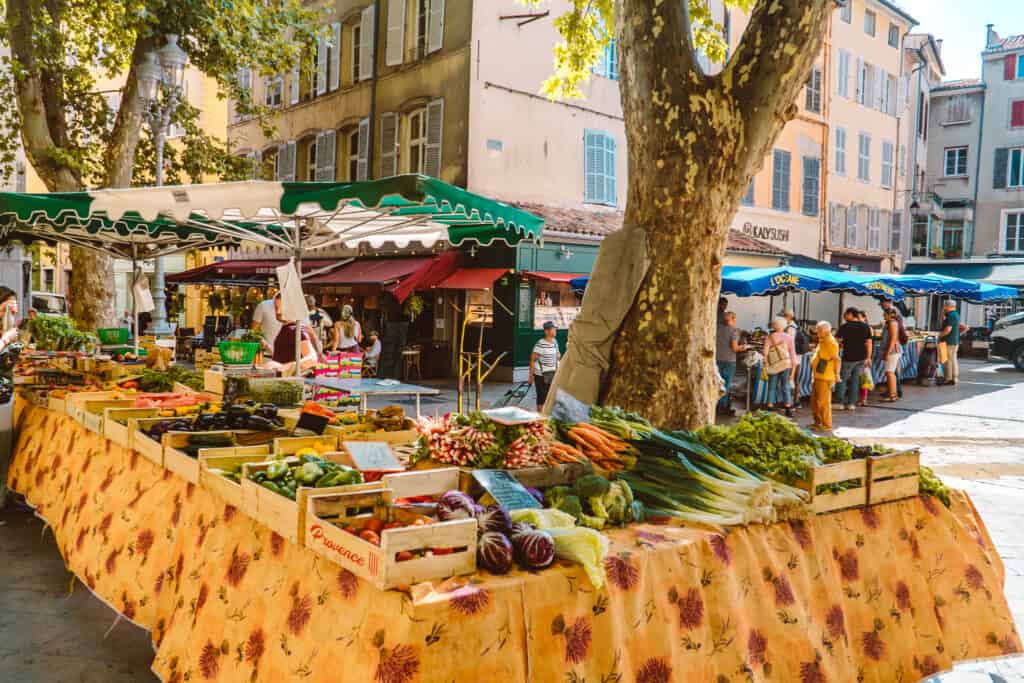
989;312;1024;371
30;292;68;316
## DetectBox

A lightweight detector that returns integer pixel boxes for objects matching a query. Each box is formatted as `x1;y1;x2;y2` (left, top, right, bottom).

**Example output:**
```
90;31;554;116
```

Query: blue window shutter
605;135;616;205
584;130;598;202
994;148;1009;189
606;40;618;80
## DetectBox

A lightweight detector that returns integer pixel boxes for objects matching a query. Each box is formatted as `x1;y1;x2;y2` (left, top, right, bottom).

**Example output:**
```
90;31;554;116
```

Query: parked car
30;293;68;317
989;312;1024;371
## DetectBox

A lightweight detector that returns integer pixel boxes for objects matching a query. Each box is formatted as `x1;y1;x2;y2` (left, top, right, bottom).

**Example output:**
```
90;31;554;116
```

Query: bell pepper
265;460;289;481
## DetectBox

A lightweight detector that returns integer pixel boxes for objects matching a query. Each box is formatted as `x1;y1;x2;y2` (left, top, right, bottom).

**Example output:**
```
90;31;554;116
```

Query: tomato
363;518;384;534
383;521;403;530
343;525;360;536
359;529;381;546
395;551;414;562
411;518;429;526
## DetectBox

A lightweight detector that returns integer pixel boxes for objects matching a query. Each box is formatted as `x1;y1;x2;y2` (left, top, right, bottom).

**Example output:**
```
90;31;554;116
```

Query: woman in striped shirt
529;321;561;412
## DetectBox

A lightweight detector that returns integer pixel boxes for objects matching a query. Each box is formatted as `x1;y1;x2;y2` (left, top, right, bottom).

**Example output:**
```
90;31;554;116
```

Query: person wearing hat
939;300;962;386
530;321;561;412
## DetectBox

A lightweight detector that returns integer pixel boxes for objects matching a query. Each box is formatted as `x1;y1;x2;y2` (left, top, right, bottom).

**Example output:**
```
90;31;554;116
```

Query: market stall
5;388;1020;682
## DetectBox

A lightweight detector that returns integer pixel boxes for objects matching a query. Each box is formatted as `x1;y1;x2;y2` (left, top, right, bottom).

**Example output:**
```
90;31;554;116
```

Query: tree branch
102;35;156;188
724;0;832;175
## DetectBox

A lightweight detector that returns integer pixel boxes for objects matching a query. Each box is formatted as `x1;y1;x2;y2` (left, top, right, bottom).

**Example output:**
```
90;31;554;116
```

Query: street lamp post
136;34;188;336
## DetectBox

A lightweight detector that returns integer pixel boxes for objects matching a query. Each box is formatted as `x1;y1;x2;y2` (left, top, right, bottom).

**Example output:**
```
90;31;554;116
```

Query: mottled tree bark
562;0;831;428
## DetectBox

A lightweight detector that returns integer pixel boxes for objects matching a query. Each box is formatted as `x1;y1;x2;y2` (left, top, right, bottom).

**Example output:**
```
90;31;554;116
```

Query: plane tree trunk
553;0;832;429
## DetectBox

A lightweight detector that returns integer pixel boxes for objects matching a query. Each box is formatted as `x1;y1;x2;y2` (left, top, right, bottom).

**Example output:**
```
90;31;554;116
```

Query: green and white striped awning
0;175;543;259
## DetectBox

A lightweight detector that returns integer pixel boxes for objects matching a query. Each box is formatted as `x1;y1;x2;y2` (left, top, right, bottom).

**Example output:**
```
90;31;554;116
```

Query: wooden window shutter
315;34;328;96
994;148;1009;189
1012;100;1024;128
379;112;398;177
289;66;300;105
1006;55;1017;81
424;98;444;178
386;0;406;66
427;0;444;55
360;7;375;81
855;58;864;104
604;134;616;205
315;130;337;181
330;23;342;91
356;118;370;181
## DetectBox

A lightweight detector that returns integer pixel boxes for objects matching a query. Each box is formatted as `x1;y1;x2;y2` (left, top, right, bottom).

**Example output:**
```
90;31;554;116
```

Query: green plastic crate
98;328;130;344
218;341;260;365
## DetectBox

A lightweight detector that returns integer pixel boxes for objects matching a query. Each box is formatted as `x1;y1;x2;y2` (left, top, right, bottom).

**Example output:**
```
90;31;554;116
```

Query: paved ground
3;358;1024;681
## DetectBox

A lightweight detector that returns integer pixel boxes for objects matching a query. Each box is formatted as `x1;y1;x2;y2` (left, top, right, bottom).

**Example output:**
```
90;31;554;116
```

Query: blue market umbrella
720;266;906;300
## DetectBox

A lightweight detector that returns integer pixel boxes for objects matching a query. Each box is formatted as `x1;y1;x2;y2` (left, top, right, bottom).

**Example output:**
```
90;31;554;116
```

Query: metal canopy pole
294;217;303;377
132;243;140;357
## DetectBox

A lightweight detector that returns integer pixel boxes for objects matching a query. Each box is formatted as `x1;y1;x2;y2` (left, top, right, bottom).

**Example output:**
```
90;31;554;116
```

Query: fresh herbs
26;316;98;352
138;367;204;393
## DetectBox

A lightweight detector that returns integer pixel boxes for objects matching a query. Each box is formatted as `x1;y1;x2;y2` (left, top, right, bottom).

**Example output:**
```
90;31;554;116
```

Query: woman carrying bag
763;317;797;417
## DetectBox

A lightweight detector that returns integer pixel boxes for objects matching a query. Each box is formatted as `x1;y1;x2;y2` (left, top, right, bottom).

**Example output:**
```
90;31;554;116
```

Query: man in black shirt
835;307;873;411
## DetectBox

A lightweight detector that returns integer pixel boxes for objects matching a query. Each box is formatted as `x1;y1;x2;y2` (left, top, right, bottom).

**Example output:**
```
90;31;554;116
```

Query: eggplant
244;415;276;431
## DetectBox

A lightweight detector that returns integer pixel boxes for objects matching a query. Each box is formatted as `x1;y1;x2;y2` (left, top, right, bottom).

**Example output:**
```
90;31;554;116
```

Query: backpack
793;328;810;355
897;318;909;346
765;338;792;375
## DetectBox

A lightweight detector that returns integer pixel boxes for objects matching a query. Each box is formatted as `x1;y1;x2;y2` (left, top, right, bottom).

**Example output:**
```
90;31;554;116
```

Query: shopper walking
835;307;872;411
880;309;902;401
939;300;961;386
716;311;749;416
530;321;561;412
810;321;840;431
329;305;363;353
763;317;797;417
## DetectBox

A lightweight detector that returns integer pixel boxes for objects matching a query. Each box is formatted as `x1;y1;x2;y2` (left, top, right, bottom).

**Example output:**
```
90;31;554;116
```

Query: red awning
166;259;339;284
386;250;460;303
524;271;588;283
303;258;435;287
435;268;510;290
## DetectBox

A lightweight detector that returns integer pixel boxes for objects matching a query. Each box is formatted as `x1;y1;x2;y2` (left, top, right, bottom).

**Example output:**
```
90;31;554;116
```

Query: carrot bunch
547;440;587;464
559;422;636;472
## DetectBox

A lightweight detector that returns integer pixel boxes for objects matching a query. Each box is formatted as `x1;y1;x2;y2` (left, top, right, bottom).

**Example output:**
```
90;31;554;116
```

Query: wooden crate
793;459;868;514
47;395;67;414
78;399;137;434
457;463;587;498
103;408;161;449
868;450;920;505
273;434;339;457
162;431;240;484
65;390;126;422
382;467;461;500
130;417;173;466
204;369;226;394
198;446;274;509
240;454;373;543
304;487;477;590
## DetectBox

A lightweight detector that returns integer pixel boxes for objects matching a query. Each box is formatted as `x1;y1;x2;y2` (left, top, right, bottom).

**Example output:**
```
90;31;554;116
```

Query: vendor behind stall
265;297;317;375
252;295;283;354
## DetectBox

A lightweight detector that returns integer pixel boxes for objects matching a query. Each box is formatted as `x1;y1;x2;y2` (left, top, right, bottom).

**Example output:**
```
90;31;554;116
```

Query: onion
437;490;476;521
512;528;555;570
477;506;512;536
477;532;514;574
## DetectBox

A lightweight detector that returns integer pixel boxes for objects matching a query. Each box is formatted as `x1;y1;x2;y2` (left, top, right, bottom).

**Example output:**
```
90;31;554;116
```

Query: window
890;211;903;252
857;132;871;182
802;157;820;216
235;68;252;121
593;39;619;80
1006;212;1024;253
264;74;283;107
771;149;791;211
804;68;822;113
829;203;845;245
840;1;851;23
881;141;894;187
741;179;755;206
942;222;964;257
305;138;317;181
864;10;876;36
406;108;427;173
1012;100;1024;129
834;127;847;175
884;73;897;115
415;0;429;58
584;130;616;206
1019;55;1024;79
998;148;1024;189
414;0;444;58
912;217;929;256
868;209;881;250
837;50;851;98
347;129;360;181
41;267;55;293
1006;54;1024;81
846;205;858;247
944;146;968;177
945;95;971;124
887;23;899;48
352;23;362;82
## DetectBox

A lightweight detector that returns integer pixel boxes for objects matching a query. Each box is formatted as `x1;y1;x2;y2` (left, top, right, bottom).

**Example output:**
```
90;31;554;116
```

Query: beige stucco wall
466;0;625;208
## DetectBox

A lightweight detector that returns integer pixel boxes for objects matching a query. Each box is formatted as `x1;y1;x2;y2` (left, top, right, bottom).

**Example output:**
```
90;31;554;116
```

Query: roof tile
510;201;787;256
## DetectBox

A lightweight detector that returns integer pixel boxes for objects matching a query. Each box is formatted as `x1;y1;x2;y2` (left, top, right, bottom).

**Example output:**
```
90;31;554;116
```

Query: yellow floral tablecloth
7;400;1020;682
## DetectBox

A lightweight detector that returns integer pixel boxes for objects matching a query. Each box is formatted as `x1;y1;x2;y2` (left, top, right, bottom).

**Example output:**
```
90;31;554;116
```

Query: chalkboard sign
472;469;542;510
296;411;330;435
343;441;403;472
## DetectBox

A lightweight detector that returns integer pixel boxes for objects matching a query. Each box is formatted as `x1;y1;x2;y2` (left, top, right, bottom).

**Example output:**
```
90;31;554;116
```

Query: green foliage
0;0;322;187
138;366;204;393
522;0;754;100
26;316;98;351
